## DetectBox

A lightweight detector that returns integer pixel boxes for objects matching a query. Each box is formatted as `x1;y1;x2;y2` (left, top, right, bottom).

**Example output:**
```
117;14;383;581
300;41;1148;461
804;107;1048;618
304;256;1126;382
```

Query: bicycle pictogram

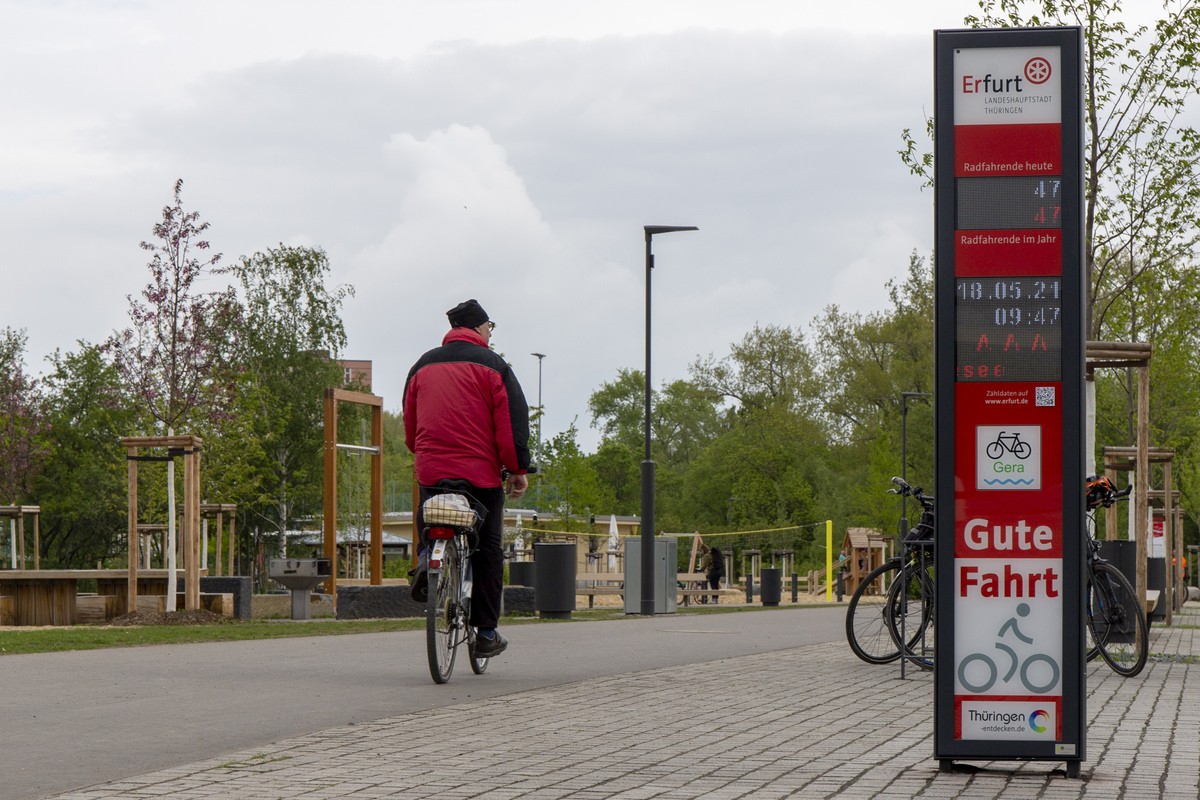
958;603;1060;694
985;430;1032;460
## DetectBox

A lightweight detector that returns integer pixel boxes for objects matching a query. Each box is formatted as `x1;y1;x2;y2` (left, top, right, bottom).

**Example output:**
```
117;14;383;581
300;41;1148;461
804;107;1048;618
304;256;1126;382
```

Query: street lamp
531;352;546;509
900;391;932;537
641;224;698;615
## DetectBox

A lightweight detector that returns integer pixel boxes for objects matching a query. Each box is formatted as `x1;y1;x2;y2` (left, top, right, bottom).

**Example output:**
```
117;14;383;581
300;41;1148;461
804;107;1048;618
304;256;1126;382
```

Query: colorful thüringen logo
1029;709;1050;733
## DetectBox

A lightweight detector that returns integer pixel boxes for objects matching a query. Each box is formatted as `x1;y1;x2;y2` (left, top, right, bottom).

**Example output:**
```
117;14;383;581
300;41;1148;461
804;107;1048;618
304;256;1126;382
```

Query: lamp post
641;224;698;615
531;352;546;509
531;352;546;467
900;391;932;537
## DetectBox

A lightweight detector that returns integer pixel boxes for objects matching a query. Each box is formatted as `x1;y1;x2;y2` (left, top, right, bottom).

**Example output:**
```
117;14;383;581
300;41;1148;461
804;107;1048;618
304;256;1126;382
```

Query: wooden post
228;513;236;576
186;447;201;611
213;509;222;578
1163;461;1173;625
323;388;338;595
370;402;384;585
1134;364;1149;619
33;512;39;570
127;448;139;614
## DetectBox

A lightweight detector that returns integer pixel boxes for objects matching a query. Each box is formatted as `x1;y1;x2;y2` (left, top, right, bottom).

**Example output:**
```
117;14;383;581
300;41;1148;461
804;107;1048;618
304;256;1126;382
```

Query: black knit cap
446;298;490;329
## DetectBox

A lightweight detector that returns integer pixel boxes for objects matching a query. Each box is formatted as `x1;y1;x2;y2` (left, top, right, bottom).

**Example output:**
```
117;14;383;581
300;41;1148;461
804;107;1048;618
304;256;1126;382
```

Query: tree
214;244;353;542
108;179;230;609
539;421;613;527
904;1;1200;341
690;324;820;418
0;328;46;504
109;179;231;434
32;342;143;566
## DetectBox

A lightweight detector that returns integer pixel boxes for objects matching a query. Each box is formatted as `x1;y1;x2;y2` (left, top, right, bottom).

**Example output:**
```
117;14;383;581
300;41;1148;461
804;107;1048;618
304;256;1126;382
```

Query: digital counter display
957;176;1062;230
955;277;1062;382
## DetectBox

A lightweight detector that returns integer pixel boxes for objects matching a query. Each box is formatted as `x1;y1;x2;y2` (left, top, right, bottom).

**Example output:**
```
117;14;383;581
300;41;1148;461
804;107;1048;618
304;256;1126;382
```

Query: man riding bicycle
404;298;532;658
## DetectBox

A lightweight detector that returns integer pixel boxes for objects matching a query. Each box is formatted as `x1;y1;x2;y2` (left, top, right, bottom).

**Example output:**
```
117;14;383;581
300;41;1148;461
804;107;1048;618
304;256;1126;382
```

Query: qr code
1035;386;1056;407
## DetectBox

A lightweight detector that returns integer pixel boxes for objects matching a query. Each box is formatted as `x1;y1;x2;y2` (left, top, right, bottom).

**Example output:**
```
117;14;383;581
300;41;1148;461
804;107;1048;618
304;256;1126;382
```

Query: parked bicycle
845;474;1149;678
421;487;492;684
1084;476;1148;677
844;476;935;668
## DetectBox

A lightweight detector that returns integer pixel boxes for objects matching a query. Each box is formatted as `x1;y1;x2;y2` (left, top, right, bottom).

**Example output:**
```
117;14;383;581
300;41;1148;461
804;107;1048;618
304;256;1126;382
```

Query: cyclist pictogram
958;602;1060;694
985;430;1032;460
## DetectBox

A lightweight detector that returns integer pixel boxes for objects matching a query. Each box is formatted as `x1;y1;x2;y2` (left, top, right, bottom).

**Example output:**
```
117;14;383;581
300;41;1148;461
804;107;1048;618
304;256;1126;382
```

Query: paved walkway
50;604;1200;799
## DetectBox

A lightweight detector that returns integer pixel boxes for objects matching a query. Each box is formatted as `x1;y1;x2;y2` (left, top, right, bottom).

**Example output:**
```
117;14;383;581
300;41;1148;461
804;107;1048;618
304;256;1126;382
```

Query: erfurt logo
962;57;1053;95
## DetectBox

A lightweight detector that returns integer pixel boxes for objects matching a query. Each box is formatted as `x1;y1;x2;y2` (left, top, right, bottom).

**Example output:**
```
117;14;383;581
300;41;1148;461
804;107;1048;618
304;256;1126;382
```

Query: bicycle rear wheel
426;543;464;684
846;560;904;664
1087;561;1149;677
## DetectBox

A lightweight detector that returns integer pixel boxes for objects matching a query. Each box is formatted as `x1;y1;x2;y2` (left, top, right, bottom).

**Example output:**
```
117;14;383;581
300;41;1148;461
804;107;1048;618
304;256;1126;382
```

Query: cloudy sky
1;0;1166;451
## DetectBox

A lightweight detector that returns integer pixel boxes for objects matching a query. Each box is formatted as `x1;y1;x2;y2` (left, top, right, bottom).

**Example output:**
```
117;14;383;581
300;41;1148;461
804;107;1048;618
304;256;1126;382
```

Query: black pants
418;481;506;630
707;574;721;604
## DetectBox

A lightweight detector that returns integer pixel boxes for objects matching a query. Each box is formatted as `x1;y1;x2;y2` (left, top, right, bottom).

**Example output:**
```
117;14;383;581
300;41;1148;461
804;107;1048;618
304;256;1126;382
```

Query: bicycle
1084;476;1149;677
421;487;491;684
985;430;1032;460
847;474;1149;678
845;476;935;668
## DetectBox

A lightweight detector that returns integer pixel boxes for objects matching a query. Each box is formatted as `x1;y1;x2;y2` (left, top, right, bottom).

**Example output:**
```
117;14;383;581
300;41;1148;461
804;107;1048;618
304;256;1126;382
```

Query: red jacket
403;328;531;488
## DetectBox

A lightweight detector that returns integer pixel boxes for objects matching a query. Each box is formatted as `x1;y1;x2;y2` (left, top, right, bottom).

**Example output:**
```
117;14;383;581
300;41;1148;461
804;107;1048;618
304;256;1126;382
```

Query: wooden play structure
123;435;203;612
322;387;383;595
1101;445;1179;623
202;502;238;576
1086;341;1171;623
841;527;888;596
1;504;40;570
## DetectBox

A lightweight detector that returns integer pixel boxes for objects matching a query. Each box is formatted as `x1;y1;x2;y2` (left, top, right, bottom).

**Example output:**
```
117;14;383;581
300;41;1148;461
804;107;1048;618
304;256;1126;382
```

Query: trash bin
760;567;782;606
1098;540;1136;588
533;543;576;619
508;561;534;587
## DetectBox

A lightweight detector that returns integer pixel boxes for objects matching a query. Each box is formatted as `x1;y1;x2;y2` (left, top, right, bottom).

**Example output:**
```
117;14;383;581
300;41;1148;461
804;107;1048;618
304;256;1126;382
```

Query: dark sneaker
408;551;429;603
473;630;508;658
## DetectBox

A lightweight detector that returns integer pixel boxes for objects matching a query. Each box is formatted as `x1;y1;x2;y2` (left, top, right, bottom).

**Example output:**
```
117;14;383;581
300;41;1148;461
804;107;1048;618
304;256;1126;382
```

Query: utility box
624;537;677;615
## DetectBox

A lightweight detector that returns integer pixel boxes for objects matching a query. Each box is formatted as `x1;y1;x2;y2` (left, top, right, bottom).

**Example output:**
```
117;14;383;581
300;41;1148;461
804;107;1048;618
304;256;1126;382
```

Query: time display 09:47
956;278;1061;326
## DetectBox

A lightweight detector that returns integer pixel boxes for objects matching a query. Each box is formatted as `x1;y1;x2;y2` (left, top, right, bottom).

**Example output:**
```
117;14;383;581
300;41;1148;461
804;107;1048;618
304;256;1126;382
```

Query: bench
1145;590;1161;617
575;571;742;608
677;572;716;606
575;572;624;608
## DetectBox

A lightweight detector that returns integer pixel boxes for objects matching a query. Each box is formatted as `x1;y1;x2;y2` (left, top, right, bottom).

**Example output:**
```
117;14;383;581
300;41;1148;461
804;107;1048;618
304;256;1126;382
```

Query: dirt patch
107;609;226;626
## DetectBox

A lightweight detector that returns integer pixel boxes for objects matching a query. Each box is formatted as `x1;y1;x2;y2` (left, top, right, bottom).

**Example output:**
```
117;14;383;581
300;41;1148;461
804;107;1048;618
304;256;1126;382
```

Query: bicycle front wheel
846;560;903;664
426;545;464;684
1087;561;1149;677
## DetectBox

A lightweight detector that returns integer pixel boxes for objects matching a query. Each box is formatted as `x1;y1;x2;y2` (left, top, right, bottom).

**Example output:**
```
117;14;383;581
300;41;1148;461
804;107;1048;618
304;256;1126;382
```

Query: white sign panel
954;46;1062;125
976;425;1041;489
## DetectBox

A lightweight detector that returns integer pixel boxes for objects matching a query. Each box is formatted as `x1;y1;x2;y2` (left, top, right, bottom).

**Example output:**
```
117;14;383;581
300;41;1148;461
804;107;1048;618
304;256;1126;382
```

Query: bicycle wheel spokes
846;561;904;664
1088;562;1149;677
426;547;464;684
